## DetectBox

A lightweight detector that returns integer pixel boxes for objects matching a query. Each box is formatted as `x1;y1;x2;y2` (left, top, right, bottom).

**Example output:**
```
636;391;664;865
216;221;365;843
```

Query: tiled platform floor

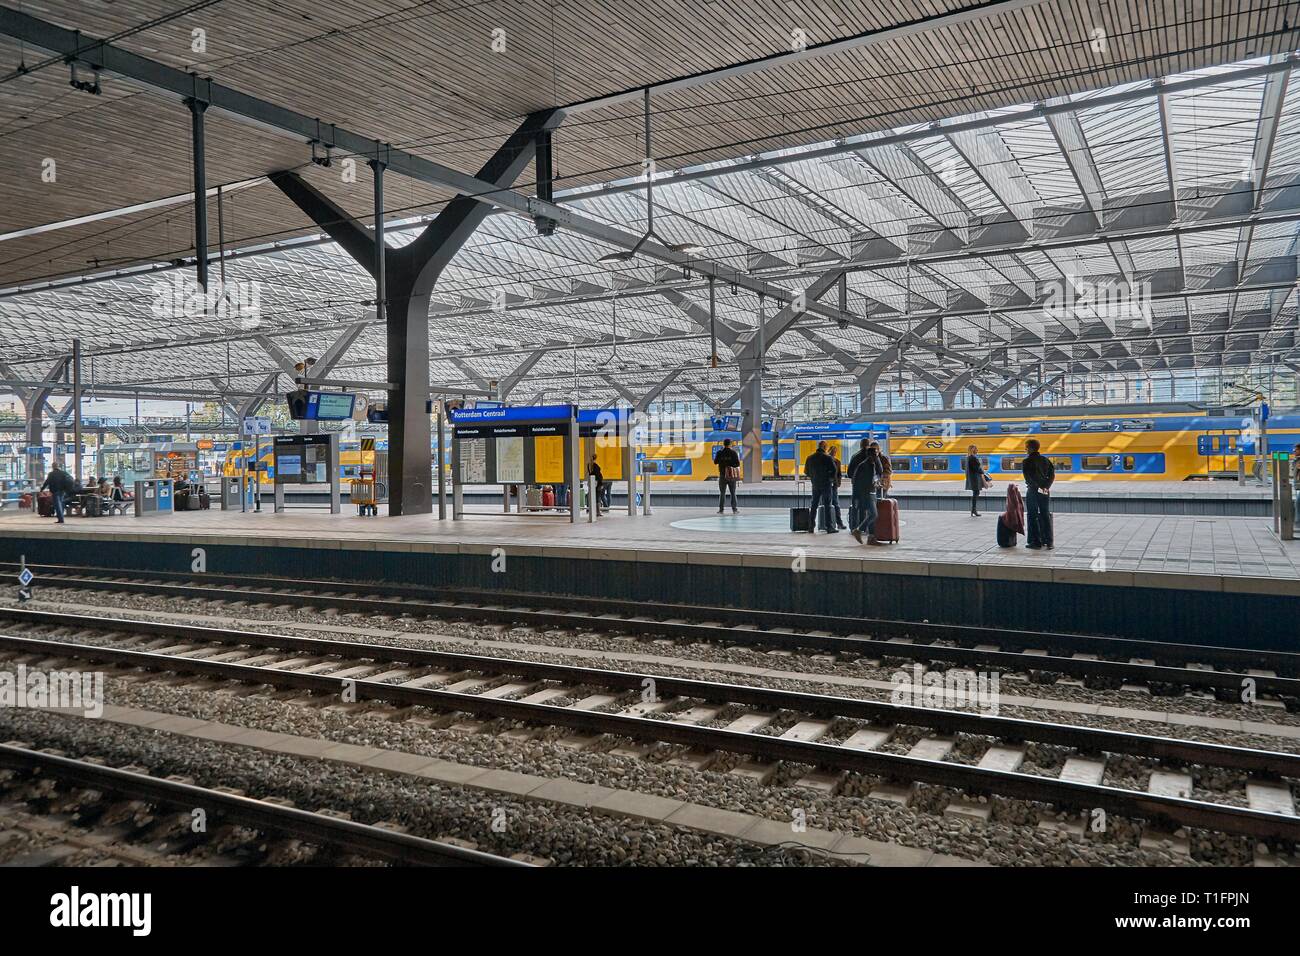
619;479;1275;500
3;499;1298;581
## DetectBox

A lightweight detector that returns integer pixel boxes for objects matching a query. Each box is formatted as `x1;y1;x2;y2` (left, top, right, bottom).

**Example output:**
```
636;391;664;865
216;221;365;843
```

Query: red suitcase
874;498;900;543
36;490;54;517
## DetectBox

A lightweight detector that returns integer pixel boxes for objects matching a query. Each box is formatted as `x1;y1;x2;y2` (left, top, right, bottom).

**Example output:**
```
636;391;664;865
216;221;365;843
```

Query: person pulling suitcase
846;440;882;544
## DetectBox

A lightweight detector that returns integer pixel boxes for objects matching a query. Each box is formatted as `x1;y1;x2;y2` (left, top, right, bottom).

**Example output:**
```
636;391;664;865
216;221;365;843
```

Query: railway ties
0;743;530;867
3;613;1299;847
5;563;1299;709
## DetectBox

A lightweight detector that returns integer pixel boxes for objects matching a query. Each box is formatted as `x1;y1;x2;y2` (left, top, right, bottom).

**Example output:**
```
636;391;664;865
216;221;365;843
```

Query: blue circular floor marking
669;513;905;533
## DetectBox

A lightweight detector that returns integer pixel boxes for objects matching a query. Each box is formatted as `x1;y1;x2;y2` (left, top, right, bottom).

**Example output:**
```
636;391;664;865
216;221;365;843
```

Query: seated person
96;476;111;497
111;476;127;501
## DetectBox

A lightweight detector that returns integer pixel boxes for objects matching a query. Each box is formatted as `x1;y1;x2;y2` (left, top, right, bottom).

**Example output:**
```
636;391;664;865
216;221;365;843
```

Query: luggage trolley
350;438;389;516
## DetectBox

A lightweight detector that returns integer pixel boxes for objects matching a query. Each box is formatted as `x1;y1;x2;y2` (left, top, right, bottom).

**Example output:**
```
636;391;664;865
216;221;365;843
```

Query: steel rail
3;608;1297;774
4;631;1299;841
6;564;1298;696
0;743;528;867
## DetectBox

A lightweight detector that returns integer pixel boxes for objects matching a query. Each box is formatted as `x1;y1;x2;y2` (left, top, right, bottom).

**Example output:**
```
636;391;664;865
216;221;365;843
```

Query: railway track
2;607;1298;844
6;562;1299;707
0;742;529;867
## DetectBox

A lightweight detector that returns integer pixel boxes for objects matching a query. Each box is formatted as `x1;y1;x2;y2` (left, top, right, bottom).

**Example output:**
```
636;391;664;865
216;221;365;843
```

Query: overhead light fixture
596;251;634;263
667;241;704;254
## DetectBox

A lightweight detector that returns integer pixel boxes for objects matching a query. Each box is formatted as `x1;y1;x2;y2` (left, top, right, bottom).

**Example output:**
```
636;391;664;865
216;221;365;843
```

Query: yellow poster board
594;441;623;480
534;435;566;484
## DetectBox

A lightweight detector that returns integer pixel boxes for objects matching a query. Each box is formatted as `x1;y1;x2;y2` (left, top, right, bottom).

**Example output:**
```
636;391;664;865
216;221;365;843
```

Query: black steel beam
186;99;209;295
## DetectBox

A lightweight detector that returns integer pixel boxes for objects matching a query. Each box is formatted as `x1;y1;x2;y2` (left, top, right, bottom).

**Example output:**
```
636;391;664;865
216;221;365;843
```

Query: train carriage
880;405;1300;482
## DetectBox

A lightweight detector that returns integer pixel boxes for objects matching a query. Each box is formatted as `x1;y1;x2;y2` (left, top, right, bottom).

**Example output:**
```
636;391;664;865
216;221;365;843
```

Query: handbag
722;465;741;481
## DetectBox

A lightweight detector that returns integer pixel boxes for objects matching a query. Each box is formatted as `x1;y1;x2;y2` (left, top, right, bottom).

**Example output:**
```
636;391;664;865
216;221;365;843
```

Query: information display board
534;435;566;484
459;438;487;484
311;392;356;421
272;433;341;514
495;437;525;483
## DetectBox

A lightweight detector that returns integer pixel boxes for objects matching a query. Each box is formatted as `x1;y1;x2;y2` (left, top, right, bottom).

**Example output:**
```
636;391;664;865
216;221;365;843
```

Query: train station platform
369;478;1275;517
1;502;1297;650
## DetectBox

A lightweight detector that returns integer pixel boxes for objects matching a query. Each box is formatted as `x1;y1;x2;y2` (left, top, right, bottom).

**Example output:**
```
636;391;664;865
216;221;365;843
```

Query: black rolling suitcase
789;480;812;532
996;514;1015;548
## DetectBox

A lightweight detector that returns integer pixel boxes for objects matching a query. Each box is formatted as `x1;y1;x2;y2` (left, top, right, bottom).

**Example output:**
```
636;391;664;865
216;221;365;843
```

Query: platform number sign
16;555;33;603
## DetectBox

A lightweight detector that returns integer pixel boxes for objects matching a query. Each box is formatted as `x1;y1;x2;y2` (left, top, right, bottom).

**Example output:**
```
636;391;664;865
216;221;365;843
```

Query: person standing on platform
40;462;75;524
1021;439;1055;550
1293;443;1300;522
870;441;891;499
803;440;838;533
828;445;847;530
587;455;606;516
964;444;987;516
847;439;882;544
715;438;741;514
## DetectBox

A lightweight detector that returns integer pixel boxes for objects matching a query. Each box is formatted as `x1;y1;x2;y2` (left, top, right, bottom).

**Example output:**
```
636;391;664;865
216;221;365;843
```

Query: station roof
1;1;1299;412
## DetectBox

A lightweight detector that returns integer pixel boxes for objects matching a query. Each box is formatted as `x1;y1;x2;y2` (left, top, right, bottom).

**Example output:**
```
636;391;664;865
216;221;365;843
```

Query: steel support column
71;339;82;486
22;359;68;482
271;108;562;515
740;297;764;484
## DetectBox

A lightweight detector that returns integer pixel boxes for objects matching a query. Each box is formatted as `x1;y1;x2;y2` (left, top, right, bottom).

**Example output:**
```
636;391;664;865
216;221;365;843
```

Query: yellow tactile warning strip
21;597;1300;745
52;703;986;868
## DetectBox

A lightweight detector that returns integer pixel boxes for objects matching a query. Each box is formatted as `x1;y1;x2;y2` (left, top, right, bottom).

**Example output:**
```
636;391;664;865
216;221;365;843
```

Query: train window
1001;457;1024;471
890;457;912;472
1081;456;1113;471
1119;420;1154;431
1051;457;1073;471
1079;421;1116;432
1040;421;1073;433
921;457;950;471
920;424;949;436
997;423;1035;434
958;424;989;434
1122;456;1136;471
889;424;915;435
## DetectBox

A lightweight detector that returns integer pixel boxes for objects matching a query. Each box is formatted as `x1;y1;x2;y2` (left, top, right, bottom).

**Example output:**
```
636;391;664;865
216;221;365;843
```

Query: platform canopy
1;0;1299;417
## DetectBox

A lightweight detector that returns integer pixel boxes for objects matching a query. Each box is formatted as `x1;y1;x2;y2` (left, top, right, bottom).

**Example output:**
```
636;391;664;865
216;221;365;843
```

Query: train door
1196;431;1238;479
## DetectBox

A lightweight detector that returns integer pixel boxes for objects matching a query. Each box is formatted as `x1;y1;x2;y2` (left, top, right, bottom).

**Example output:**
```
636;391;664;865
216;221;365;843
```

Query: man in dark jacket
847;439;882;544
586;456;606;516
803;440;838;533
40;462;76;524
828;445;847;530
1021;439;1055;550
715;438;741;514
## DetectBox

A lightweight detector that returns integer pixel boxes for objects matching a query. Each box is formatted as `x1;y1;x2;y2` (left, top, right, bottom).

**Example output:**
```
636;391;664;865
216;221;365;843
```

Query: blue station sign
449;404;576;425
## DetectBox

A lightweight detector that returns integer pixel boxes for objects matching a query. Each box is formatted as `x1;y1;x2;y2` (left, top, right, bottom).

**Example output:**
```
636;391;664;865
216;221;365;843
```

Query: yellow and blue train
632;403;1296;483
187;401;1300;487
694;404;1297;483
